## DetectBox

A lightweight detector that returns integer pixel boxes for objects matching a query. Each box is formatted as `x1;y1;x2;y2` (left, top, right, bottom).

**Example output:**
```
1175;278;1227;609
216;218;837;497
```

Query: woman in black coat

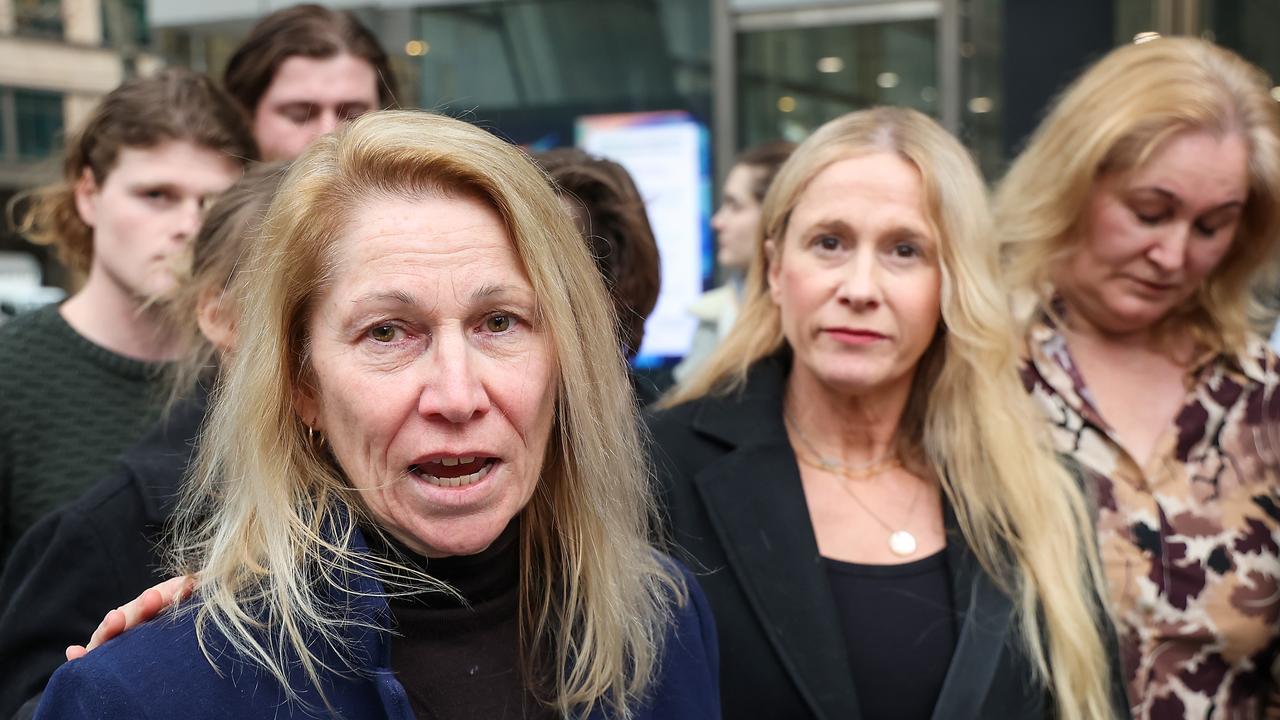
650;107;1129;720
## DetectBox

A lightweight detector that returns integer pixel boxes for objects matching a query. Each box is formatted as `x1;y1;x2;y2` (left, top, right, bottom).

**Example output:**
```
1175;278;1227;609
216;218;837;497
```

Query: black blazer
647;353;1126;720
0;390;207;720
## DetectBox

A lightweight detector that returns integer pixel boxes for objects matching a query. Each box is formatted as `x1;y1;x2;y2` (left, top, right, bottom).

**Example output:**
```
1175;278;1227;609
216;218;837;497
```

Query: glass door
737;15;938;148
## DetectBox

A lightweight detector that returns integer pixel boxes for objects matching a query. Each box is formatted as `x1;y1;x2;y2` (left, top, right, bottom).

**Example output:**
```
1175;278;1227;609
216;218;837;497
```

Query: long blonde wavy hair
170;111;682;718
666;107;1116;719
996;37;1280;351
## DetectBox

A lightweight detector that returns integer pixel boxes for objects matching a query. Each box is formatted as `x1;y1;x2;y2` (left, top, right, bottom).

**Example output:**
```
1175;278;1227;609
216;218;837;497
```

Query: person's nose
417;330;490;424
711;207;727;233
315;109;341;137
1146;224;1191;274
836;248;882;311
173;198;202;242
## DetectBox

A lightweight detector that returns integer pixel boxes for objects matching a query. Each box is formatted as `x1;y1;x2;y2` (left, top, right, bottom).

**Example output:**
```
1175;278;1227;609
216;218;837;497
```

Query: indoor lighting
968;96;993;114
1133;31;1161;44
816;56;845;73
405;40;430;56
876;72;900;89
777;96;797;113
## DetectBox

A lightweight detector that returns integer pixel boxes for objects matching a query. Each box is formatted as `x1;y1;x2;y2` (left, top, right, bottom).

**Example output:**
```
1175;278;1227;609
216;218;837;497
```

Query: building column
63;0;102;45
0;0;13;36
64;93;99;135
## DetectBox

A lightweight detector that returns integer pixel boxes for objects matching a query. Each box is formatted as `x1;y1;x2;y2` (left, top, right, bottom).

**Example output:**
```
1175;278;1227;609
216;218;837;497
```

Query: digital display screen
576;111;712;365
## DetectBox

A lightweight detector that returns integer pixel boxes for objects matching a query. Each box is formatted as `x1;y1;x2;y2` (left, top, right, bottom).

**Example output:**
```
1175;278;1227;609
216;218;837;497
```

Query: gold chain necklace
786;414;921;557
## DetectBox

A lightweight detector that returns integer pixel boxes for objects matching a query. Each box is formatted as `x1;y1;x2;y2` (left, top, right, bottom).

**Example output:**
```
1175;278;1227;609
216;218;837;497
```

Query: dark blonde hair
997;37;1280;352
12;69;256;277
536;148;660;358
163;162;289;404
223;4;398;115
172;111;680;718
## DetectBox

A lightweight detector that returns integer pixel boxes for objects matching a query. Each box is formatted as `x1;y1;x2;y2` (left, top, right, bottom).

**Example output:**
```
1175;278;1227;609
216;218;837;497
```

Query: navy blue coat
33;529;721;720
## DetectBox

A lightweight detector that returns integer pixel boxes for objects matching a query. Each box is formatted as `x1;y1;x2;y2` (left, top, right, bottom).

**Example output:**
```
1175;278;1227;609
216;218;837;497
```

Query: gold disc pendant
889;530;918;557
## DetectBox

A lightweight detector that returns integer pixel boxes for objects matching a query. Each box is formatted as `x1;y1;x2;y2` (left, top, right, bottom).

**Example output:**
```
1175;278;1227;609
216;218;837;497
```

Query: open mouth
409;457;496;488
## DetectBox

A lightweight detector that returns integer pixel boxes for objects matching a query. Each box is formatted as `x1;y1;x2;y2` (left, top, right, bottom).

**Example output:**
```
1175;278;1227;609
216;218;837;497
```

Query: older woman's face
767;153;941;397
299;193;556;558
1059;130;1248;336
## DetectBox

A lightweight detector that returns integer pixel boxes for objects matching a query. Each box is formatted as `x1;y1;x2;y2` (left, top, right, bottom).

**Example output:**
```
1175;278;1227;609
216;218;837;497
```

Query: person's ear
292;362;324;435
195;287;237;355
765;237;782;305
293;389;322;436
72;168;99;228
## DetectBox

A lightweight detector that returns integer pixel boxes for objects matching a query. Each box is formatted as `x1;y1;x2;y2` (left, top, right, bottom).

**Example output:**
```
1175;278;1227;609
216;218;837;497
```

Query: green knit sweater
0;304;167;568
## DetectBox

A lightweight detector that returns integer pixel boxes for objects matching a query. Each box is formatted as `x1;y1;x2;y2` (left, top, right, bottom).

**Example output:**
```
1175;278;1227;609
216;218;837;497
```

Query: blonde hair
996;37;1280;351
162;161;289;406
665;107;1116;719
171;111;681;718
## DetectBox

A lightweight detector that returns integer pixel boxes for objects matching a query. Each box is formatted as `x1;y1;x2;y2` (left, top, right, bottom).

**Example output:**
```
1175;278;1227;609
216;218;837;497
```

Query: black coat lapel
688;354;861;720
694;444;862;720
930;508;1016;720
684;353;1023;720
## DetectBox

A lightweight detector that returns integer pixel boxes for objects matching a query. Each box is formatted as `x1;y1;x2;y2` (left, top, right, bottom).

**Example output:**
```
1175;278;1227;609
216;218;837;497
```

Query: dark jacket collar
122;385;210;525
686;352;1018;720
690;351;792;450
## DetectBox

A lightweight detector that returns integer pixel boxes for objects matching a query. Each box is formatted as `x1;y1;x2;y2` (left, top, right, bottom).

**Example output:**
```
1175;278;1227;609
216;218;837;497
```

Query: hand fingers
81;575;198;654
65;645;87;662
156;575;195;607
84;608;126;652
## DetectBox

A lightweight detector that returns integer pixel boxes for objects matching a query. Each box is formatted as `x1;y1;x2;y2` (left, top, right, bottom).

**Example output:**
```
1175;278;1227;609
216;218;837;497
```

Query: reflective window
1115;0;1161;42
1;88;64;162
14;0;64;39
103;0;150;48
412;0;710;136
961;0;1002;179
13;89;64;161
1200;0;1280;82
736;18;937;149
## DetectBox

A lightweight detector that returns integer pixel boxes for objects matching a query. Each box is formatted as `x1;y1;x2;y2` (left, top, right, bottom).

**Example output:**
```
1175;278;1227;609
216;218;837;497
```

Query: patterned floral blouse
1022;313;1280;720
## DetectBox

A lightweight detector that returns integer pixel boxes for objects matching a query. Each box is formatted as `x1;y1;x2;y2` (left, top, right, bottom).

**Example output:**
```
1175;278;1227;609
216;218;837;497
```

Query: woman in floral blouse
996;37;1280;719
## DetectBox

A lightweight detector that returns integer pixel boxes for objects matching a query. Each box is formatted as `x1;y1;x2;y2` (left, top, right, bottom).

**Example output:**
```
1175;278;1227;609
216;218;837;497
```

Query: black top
825;551;956;720
371;522;554;720
0;388;207;720
646;350;1132;720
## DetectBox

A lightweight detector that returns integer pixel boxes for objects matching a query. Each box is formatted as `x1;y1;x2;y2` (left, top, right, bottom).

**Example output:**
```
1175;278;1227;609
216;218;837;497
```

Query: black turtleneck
369;521;555;720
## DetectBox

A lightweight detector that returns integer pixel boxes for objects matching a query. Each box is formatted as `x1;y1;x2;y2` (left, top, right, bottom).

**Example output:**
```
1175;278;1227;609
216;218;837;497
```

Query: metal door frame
712;0;961;182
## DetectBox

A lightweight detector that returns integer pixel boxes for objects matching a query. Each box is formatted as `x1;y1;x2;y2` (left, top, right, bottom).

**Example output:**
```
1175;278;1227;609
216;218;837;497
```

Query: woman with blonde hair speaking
997;37;1280;718
653;106;1126;719
34;111;719;720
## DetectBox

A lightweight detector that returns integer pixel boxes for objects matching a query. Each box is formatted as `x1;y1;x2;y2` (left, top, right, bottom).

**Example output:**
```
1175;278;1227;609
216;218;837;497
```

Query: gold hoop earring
306;424;326;448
